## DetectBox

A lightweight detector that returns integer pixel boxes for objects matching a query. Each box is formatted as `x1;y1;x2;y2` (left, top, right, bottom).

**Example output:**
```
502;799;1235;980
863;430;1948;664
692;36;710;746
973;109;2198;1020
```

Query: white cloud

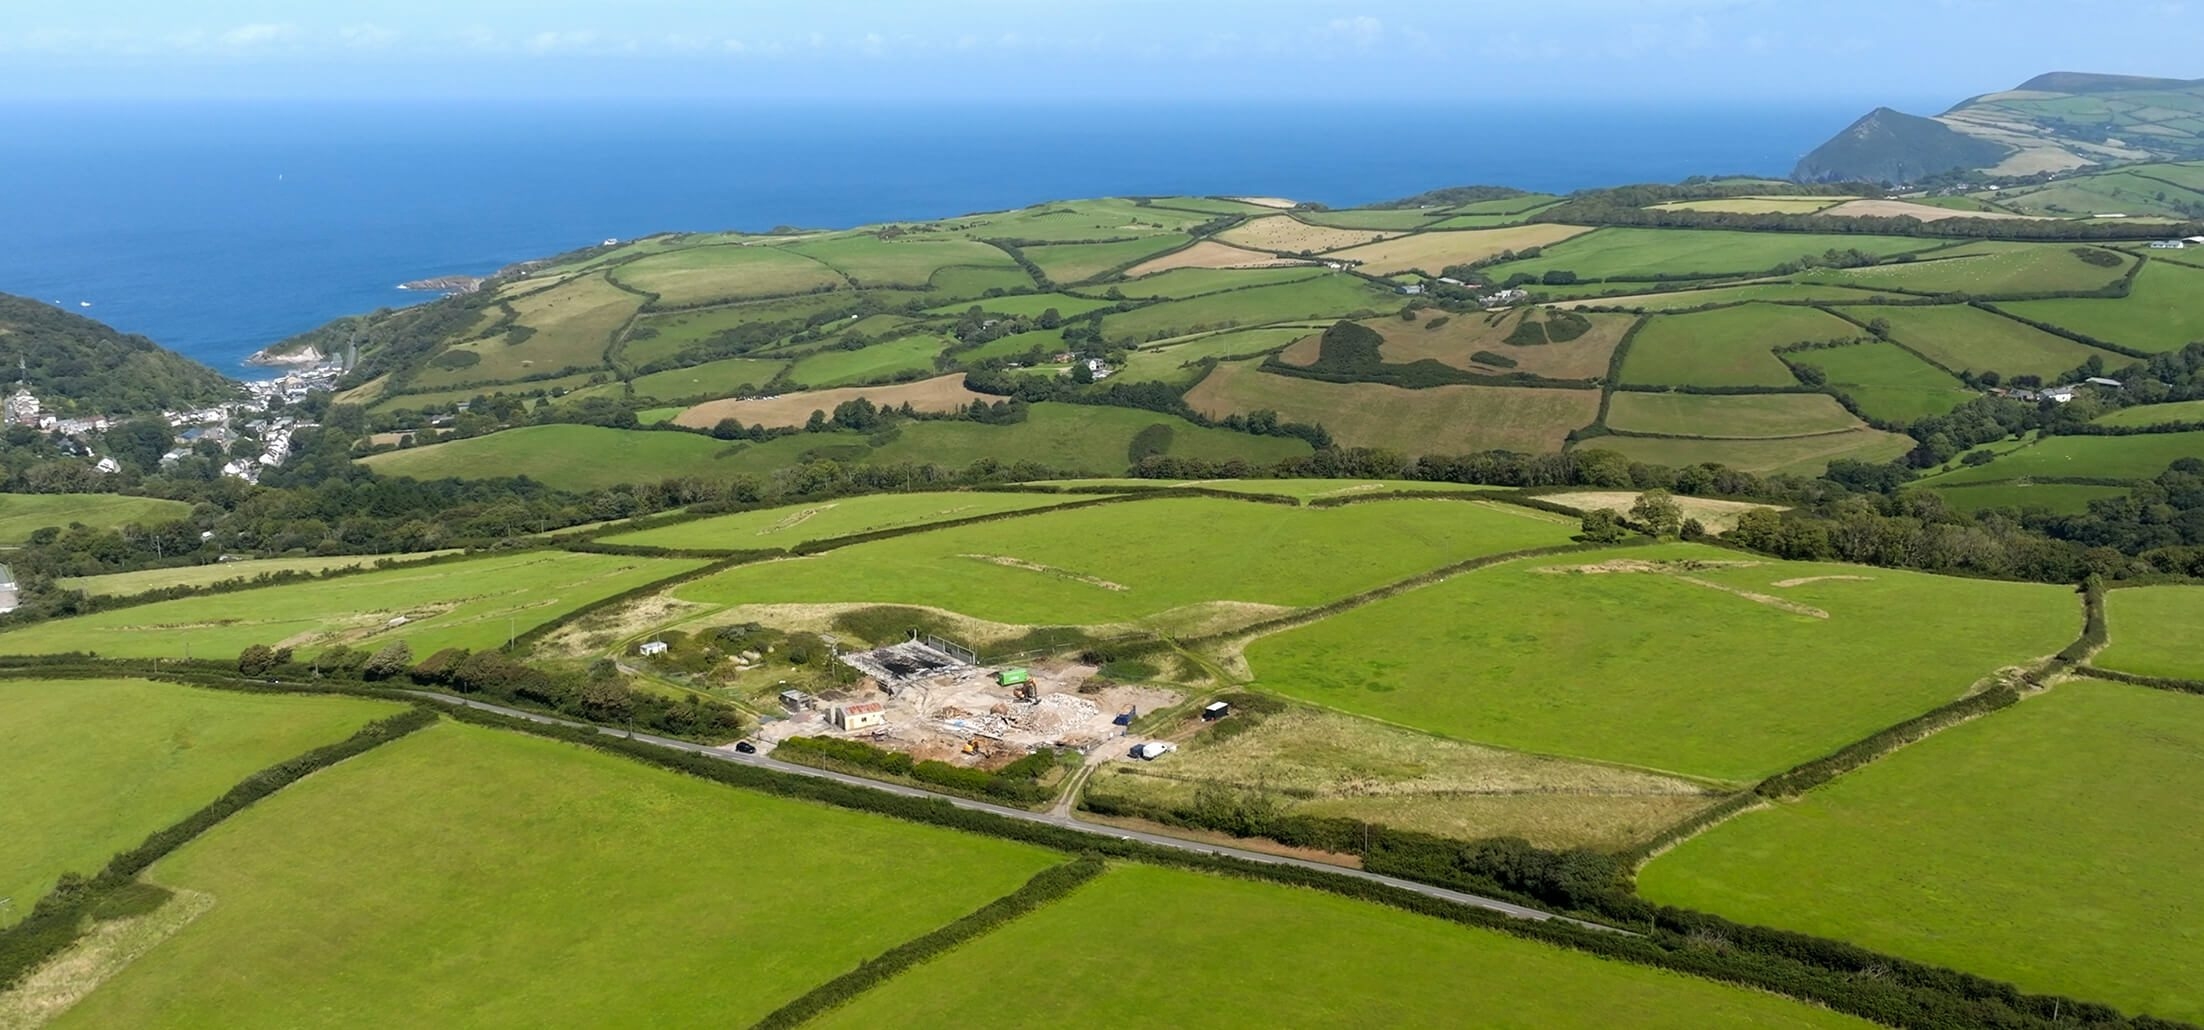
339;24;399;50
218;23;297;50
1323;16;1384;50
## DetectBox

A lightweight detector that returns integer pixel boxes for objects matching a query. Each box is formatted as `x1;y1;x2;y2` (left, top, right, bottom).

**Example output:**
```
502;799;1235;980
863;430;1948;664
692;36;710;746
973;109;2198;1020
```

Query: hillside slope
1797;71;2204;183
0;294;235;414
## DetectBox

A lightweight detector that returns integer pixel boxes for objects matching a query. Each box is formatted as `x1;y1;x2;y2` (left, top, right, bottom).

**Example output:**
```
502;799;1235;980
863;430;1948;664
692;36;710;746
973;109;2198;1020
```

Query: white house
2044;386;2079;403
2150;240;2188;250
638;640;670;657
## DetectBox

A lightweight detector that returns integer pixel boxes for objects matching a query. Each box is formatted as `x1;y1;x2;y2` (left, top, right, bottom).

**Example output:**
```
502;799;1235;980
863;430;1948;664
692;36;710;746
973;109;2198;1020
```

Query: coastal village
5;361;343;483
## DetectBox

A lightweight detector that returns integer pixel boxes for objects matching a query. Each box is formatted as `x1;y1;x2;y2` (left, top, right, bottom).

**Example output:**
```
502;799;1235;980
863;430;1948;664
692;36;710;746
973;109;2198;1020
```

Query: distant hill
0;294;235;415
1796;71;2204;183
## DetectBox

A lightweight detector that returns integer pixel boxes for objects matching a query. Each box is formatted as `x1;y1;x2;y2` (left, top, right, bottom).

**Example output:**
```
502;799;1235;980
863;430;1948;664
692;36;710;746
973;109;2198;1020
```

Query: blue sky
3;0;2197;107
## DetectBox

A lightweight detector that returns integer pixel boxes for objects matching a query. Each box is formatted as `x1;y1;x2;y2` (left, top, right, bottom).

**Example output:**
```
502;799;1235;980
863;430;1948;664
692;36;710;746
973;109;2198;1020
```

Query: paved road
403;690;1621;933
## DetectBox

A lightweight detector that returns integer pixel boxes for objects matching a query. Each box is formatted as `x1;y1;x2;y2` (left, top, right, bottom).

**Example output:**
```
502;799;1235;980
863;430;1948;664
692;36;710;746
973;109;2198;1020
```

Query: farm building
2149;240;2189;249
1201;701;1231;721
833;702;887;731
779;689;818;712
637;640;669;656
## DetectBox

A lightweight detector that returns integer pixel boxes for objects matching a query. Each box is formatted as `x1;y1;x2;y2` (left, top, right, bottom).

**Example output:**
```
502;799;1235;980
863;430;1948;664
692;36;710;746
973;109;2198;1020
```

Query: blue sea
0;100;1903;375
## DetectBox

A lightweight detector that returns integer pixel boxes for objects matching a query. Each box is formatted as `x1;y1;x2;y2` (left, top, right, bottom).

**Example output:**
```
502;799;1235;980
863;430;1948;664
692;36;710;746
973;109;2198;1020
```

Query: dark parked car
734;740;757;754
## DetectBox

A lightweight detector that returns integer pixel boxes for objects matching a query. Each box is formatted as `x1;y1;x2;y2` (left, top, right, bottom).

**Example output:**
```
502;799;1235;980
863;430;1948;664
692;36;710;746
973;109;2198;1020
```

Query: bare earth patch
1771;575;1873;588
1539;491;1786;533
957;554;1128;591
536;593;714;658
673;374;986;429
1225;196;1300;210
1124;241;1317;276
0;888;214;1028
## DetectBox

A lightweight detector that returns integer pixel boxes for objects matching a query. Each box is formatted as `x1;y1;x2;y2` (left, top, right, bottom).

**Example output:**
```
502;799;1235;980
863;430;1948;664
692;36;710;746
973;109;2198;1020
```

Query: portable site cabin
779;689;818;712
833;702;887;732
1201;701;1231;721
638;640;669;656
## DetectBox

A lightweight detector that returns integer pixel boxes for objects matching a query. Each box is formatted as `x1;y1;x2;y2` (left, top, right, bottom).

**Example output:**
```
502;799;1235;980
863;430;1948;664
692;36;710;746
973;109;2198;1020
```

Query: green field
57;721;1058;1028
1097;274;1395;343
413;274;636;388
1916;430;2204;486
1487;228;1944;281
1799;245;2132;296
1033;478;1500;500
922;291;1116;319
1619;305;1859;388
1293;208;1454;230
1022;236;1191;283
364;371;609;415
811;864;1871;1030
1606;392;1864;438
927;263;1037;298
625;356;788;402
0;679;393;928
2094;398;2204;427
0;550;703;660
600;491;1095;550
57;552;461;597
362;425;748;491
621;294;875;365
1089;265;1326;300
1590;428;1916;476
1245;543;2078;780
1998;259;2204;353
0;493;192;543
948;198;1210;242
2096;585;2204;679
1843;304;2127;379
610;245;845;306
1923;481;2131;515
1560;283;1903;310
672;496;1577;628
784;235;1017;287
1187;360;1598;456
786;334;949;387
1792;343;1977;423
1640;682;2204;1022
1112;327;1309;386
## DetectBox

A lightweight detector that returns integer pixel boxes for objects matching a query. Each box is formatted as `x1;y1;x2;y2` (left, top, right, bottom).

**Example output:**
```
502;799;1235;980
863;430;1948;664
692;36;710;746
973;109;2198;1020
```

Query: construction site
754;638;1181;769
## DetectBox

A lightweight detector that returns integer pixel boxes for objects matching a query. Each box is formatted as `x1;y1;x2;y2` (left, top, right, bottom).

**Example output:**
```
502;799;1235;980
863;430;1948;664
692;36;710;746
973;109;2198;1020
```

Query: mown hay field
1997;259;2204;353
361;424;749;490
1086;707;1724;851
1245;543;2079;781
1838;304;2127;380
671;496;1578;627
1322;224;1594;275
1216;215;1397;254
1123;240;1311;275
1605;392;1864;439
610;244;845;306
1619;305;1861;388
1589;430;1916;476
2095;585;2204;679
600;490;1095;551
674;373;986;429
0;493;192;544
55;722;1060;1028
0;679;395;930
1919;430;2204;486
414;274;635;388
1186;360;1598;456
810;864;1874;1030
1791;343;1976;423
0;550;706;660
1639;682;2204;1023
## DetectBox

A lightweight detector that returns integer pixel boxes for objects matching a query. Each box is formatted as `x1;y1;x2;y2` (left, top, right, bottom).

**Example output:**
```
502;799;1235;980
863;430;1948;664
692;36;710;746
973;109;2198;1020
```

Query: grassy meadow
0;493;192;543
1619;305;1858;388
600;490;1095;551
0;551;704;660
1799;244;2132;295
1792;343;1976;423
57;552;462;597
1245;544;2079;781
56;721;1059;1028
1023;236;1190;283
1605;392;1864;439
1487;229;1944;280
625;356;787;402
810;864;1873;1030
610;245;844;306
1590;429;1916;476
1840;304;2124;379
361;425;748;491
0;679;395;928
672;496;1578;628
2095;585;2204;679
1640;682;2204;1022
1923;481;2132;515
2093;398;2204;427
1998;259;2204;353
785;334;949;387
1919;430;2204;486
1186;360;1598;455
1097;275;1396;343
